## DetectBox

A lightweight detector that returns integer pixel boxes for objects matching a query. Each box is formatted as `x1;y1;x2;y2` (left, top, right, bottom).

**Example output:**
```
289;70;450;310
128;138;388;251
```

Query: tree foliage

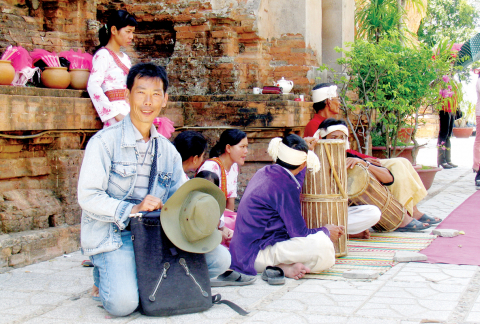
417;0;479;47
355;0;425;43
321;38;463;160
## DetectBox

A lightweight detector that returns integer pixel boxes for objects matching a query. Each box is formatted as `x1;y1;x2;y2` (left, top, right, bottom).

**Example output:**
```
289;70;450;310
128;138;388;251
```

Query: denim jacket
77;114;184;256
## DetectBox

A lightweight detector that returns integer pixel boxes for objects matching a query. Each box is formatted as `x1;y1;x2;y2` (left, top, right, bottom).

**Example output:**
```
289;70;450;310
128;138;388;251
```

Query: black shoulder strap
212;294;249;316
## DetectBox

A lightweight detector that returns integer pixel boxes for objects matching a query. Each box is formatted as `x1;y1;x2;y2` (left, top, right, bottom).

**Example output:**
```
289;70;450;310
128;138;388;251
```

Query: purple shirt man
230;164;330;276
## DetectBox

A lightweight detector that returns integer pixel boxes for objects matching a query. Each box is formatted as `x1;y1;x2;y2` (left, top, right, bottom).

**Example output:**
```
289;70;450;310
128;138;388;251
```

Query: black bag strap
212;294;249;316
147;138;158;195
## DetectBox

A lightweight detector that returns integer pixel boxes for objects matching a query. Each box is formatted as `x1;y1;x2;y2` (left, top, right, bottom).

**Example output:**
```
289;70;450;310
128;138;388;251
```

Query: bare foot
348;229;371;239
277;263;311;280
92;285;99;298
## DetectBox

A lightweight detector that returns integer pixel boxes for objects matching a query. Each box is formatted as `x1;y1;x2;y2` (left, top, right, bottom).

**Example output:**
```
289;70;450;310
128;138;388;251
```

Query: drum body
347;164;406;232
301;139;348;257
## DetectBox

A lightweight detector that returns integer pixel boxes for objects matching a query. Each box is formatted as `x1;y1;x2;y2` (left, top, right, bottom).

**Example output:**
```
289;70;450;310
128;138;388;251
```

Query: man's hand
346;157;368;169
324;224;345;242
131;195;163;214
220;227;234;244
304;137;319;151
364;157;382;166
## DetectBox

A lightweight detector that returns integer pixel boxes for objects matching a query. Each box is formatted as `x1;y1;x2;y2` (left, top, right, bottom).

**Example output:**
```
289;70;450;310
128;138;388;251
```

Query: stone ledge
0;85;89;98
0;224;80;272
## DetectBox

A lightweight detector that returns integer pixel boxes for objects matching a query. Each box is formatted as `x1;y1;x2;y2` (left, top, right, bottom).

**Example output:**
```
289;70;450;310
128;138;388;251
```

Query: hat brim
160;178;226;253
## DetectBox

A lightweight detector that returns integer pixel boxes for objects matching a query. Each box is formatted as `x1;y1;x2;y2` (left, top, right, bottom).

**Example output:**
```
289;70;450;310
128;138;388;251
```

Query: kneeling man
78;63;229;316
230;134;344;280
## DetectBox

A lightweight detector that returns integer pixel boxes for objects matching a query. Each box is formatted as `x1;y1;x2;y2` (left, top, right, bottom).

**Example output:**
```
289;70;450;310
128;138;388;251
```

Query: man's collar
132;123;160;142
121;114;159;147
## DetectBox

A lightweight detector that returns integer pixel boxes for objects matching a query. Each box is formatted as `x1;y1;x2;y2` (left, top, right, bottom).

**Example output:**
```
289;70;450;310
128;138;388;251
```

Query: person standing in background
473;69;480;188
87;10;137;128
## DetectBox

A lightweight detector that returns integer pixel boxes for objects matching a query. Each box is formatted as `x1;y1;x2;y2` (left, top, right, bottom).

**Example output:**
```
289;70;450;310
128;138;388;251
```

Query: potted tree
452;101;475;138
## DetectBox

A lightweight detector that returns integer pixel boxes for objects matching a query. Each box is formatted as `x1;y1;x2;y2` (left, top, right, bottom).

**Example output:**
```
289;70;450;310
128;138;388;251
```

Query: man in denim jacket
78;63;230;316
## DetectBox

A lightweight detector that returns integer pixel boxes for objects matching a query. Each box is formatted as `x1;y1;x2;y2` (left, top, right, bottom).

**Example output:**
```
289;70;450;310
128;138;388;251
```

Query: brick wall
0;0;320;95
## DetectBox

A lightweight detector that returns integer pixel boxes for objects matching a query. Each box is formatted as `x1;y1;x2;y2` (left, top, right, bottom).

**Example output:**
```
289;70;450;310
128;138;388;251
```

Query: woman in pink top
473;70;480;188
87;10;137;128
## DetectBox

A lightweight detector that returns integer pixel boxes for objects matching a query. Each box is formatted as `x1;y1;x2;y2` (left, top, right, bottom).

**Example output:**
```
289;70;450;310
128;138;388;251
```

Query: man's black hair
126;63;169;93
172;131;208;162
318;118;347;130
196;170;220;187
276;134;309;170
312;83;336;113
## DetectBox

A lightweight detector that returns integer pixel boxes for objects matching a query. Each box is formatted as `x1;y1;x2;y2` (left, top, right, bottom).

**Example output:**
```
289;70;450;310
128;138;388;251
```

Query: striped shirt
131;124;160;200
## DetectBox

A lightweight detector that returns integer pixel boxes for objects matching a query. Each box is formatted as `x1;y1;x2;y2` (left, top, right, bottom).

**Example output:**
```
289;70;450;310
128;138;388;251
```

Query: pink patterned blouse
87;48;131;128
198;160;239;198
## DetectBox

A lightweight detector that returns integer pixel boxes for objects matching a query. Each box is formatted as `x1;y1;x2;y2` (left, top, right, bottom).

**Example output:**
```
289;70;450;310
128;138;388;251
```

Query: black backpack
130;212;247;316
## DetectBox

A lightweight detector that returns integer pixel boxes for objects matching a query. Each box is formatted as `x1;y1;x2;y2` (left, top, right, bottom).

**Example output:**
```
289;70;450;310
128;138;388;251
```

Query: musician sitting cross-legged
316;119;436;232
229;135;345;280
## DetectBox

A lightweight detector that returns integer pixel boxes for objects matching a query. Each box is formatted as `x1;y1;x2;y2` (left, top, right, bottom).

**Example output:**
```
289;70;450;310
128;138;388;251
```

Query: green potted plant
452;101;475;138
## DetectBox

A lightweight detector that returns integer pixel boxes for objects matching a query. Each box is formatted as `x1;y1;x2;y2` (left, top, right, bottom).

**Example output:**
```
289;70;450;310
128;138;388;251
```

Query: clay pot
69;69;90;90
452;127;474;138
0;60;15;85
416;166;442;190
41;67;71;89
371;146;418;164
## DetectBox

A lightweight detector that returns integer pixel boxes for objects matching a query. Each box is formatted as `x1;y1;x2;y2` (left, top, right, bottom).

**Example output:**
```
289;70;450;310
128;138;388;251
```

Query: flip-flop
92;296;101;302
418;214;441;224
210;270;256;287
395;219;431;232
261;266;285;285
82;260;94;267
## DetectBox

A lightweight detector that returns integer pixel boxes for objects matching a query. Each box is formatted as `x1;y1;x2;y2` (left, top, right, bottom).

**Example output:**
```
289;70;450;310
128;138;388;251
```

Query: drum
347;164;406;232
301;139;348;257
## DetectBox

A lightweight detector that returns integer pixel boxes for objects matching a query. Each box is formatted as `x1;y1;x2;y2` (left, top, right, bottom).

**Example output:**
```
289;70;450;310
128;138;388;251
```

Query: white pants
347;205;381;234
254;231;335;274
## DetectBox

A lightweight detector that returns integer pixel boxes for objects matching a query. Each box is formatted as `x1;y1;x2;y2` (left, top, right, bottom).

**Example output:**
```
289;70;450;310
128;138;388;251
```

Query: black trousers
437;111;455;164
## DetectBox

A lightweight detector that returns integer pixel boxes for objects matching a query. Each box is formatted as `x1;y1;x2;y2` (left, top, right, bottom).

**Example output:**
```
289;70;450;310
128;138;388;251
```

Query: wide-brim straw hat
160;178;225;253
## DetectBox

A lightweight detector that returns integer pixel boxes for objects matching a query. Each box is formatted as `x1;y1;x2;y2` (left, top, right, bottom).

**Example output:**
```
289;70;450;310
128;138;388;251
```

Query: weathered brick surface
0;224;80;271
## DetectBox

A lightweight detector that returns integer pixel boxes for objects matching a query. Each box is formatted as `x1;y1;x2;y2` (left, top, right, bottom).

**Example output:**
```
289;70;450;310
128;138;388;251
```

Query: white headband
267;138;321;173
313;125;350;149
312;85;337;103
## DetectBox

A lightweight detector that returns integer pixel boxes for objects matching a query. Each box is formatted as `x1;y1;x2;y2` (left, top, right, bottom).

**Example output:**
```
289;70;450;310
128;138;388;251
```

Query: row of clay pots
0;60;90;90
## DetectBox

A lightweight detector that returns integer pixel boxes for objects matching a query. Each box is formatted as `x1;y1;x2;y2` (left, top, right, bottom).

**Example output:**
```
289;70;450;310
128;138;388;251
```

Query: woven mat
304;232;437;280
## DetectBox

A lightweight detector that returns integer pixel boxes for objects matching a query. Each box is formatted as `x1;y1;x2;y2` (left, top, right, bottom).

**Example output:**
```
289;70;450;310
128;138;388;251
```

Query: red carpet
421;190;480;265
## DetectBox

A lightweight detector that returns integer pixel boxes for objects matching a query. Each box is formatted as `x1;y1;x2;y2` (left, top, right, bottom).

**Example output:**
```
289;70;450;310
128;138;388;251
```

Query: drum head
347;164;369;198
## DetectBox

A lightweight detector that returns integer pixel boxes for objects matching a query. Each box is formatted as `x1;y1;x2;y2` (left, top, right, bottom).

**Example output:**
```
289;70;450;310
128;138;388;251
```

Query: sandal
395;219;431;232
418;214;441;225
261;266;285;285
82;260;94;267
210;270;256;287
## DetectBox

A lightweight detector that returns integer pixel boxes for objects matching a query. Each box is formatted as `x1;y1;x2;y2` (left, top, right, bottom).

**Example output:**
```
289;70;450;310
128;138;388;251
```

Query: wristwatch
364;161;371;168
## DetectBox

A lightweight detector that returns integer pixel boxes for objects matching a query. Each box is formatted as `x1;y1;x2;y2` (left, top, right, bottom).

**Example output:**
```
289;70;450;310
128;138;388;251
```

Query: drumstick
324;144;348;199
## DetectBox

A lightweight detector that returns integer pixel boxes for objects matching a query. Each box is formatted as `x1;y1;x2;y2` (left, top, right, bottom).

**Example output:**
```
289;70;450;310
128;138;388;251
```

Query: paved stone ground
1;137;478;324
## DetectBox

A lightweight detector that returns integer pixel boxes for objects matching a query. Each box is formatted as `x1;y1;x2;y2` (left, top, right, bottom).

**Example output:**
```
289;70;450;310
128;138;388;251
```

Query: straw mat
304;231;436;280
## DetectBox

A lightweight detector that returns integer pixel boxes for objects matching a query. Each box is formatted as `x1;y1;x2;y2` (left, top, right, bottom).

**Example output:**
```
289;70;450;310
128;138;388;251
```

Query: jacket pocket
157;171;172;200
108;163;136;198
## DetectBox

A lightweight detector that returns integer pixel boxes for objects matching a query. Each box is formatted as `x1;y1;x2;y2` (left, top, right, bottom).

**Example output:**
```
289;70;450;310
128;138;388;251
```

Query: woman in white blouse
87;10;137;128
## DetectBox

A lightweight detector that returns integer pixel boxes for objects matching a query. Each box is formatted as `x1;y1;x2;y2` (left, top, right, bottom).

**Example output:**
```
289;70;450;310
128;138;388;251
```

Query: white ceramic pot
274;77;294;94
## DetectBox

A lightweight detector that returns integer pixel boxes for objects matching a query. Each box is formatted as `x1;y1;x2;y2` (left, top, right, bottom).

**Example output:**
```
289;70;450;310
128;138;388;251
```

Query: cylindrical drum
301;139;348;257
347;164;406;232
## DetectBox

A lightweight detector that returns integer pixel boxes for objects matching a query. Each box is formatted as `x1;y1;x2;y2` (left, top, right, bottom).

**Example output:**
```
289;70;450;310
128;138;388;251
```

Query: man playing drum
229;135;344;281
317;119;437;232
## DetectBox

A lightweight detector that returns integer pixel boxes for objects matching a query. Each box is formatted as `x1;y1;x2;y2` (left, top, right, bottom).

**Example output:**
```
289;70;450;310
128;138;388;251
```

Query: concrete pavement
1;137;478;324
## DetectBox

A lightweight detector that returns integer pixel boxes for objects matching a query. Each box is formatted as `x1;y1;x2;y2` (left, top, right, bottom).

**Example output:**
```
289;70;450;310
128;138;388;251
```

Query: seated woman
316;119;437;232
228;135;345;281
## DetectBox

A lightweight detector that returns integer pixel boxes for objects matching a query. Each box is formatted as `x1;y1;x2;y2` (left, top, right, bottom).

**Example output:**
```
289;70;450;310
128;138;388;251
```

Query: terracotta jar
0;60;15;85
41;67;71;89
69;69;90;90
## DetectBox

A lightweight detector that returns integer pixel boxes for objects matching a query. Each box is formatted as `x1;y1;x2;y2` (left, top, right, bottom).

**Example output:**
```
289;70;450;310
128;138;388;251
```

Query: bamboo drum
347;164;406;232
301;139;348;257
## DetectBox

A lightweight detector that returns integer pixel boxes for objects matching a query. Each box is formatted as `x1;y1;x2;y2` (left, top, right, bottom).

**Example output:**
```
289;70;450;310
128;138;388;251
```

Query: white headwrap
267;138;321;173
313;125;350;149
312;85;337;103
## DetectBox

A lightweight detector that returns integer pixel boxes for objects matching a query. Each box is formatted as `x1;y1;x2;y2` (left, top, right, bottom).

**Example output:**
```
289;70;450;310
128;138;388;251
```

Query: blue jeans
90;230;138;316
91;232;231;316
